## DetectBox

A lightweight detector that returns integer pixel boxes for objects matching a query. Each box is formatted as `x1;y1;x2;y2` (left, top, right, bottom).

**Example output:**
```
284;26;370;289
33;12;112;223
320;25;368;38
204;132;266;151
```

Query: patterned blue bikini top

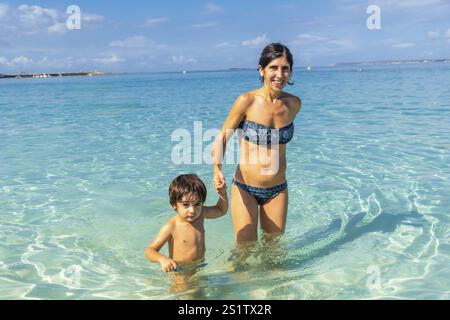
238;120;294;145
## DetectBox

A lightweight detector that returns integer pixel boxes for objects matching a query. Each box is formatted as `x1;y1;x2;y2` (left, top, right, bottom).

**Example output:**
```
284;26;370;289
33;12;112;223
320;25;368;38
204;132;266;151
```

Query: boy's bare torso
168;213;206;263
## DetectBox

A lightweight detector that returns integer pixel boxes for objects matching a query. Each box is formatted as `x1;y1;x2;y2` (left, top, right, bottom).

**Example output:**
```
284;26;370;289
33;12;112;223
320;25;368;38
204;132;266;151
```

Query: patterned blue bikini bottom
232;179;287;205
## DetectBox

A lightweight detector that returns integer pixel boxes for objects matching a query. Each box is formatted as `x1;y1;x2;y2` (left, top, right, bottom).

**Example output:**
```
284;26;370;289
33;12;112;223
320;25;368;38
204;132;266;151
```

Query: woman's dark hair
258;43;294;85
169;174;207;207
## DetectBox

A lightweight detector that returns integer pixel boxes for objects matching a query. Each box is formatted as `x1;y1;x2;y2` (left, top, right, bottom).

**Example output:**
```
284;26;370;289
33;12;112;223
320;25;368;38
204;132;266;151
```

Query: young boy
145;173;228;272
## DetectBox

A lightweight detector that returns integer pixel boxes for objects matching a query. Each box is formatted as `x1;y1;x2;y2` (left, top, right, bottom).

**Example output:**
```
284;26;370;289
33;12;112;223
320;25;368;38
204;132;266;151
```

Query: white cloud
290;33;355;51
93;54;125;64
241;34;268;47
0;3;9;18
0;5;105;35
142;17;168;27
18;4;59;26
377;0;443;7
109;36;163;48
327;39;354;50
291;33;328;45
82;13;105;22
334;0;447;15
48;22;66;34
189;21;218;28
392;42;415;48
428;31;440;40
216;41;231;47
12;56;33;64
171;55;197;64
445;29;450;39
0;55;33;66
0;54;125;71
288;32;356;59
39;56;89;69
204;3;224;13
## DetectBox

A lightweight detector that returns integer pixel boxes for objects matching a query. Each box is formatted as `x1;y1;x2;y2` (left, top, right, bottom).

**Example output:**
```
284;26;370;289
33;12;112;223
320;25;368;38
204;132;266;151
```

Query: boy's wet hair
168;174;207;207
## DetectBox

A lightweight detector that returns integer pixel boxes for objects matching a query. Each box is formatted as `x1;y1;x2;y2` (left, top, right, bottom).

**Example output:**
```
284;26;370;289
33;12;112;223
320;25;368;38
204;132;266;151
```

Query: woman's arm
211;93;253;175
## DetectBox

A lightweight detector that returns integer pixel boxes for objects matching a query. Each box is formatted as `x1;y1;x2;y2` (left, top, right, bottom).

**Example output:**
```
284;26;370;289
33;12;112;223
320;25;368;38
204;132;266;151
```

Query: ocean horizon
3;57;450;77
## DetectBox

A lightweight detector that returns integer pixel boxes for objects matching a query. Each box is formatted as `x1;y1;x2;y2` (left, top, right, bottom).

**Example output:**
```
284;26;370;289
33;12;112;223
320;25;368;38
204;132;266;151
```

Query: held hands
159;257;178;272
213;171;227;196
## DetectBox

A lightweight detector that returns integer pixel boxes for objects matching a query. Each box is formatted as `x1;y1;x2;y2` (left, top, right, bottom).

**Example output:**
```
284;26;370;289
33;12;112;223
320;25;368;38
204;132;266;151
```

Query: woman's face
260;55;291;91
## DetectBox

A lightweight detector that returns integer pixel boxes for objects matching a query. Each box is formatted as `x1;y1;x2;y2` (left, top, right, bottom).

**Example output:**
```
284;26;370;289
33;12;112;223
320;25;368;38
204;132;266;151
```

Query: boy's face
173;195;204;222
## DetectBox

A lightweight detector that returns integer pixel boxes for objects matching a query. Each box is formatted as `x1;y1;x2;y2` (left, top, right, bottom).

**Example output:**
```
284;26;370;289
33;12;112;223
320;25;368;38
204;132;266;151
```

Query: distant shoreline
1;58;449;79
0;71;111;80
181;58;450;73
143;58;450;74
332;58;450;67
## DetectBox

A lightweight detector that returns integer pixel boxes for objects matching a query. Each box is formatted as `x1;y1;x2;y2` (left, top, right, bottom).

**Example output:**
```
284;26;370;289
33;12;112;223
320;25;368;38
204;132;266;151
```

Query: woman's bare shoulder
231;91;256;112
282;92;301;103
282;92;302;112
236;91;257;103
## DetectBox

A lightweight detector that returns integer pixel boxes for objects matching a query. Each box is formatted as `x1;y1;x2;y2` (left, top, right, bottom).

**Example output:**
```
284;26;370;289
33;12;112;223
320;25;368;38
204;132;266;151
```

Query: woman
212;43;302;243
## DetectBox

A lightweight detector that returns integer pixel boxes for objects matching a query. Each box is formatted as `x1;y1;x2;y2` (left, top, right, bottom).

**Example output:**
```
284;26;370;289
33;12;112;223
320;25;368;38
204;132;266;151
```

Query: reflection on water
169;208;436;299
286;210;430;267
167;259;209;299
226;234;288;271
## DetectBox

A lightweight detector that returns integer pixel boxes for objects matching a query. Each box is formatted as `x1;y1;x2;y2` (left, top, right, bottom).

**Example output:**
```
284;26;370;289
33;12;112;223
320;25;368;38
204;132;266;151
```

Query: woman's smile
272;79;285;88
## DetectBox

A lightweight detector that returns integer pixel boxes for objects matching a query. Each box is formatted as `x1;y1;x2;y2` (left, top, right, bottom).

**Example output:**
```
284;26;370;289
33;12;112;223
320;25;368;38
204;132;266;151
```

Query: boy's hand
213;173;227;195
159;257;178;272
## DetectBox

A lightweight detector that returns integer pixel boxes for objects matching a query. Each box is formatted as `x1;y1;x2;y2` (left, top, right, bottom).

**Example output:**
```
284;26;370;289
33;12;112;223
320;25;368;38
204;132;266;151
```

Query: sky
0;0;450;73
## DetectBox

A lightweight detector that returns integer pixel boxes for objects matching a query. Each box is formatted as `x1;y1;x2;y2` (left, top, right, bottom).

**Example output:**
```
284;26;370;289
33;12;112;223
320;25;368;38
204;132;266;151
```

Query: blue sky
1;0;449;72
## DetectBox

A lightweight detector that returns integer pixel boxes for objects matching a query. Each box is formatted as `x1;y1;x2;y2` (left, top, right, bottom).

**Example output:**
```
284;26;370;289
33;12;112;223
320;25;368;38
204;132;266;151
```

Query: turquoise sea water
1;64;450;299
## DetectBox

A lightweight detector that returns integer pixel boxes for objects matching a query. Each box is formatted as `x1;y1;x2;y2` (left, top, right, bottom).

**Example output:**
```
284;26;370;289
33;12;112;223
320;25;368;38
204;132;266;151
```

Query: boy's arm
144;221;178;272
204;190;228;219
